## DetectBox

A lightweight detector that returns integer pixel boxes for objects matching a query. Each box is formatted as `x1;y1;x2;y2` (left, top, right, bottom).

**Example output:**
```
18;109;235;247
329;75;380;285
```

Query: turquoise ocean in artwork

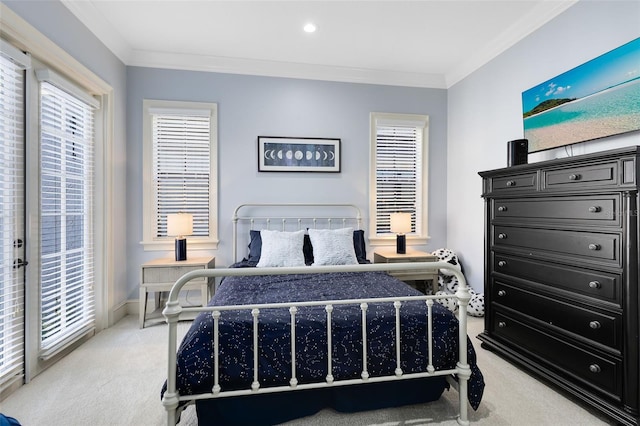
524;78;640;130
524;77;640;151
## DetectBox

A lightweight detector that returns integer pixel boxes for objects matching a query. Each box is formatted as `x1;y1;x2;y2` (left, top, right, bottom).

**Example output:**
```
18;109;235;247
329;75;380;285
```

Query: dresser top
479;145;640;177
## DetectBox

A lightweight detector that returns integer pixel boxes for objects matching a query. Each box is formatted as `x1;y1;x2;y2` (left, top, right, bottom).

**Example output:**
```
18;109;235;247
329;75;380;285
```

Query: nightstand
373;248;438;294
139;256;215;328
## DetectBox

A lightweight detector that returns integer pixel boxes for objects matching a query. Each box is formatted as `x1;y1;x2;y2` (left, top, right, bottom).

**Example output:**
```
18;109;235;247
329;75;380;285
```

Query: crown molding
445;0;578;87
128;50;448;88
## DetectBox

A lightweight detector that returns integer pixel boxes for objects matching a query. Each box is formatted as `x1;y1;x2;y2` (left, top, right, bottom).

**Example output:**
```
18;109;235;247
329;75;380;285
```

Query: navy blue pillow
247;229;368;264
247;230;262;263
303;234;314;265
353;229;367;263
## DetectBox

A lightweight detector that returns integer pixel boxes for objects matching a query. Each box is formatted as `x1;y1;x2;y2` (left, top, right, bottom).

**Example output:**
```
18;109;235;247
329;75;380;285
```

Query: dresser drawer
142;265;206;284
489;173;537;193
543;162;617;190
492;311;622;399
493;226;619;264
492;254;620;305
492;196;618;224
492;281;621;350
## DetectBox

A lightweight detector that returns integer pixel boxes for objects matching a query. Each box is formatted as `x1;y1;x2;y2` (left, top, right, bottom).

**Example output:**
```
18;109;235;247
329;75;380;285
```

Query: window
142;100;218;249
369;112;429;245
38;74;99;358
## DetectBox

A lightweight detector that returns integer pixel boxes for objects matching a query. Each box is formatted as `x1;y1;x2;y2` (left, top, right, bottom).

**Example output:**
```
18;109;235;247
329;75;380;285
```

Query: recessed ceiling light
303;23;317;33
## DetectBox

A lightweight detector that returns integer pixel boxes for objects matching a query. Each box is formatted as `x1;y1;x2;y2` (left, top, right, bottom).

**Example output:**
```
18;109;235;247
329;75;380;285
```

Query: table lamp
390;212;411;254
167;213;193;261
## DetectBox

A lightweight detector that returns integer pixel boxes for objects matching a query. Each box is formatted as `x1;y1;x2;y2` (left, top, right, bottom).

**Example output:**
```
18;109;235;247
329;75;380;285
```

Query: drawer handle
569;173;581;181
497;206;508;212
498;233;507;239
497;290;506;297
589;321;601;330
588;243;601;251
588;206;601;213
497;260;507;267
498;321;507;328
589;364;601;374
588;280;601;289
506;180;516;187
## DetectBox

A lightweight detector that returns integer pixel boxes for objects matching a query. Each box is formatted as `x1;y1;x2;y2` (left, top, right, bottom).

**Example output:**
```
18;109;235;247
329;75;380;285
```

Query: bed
161;204;484;425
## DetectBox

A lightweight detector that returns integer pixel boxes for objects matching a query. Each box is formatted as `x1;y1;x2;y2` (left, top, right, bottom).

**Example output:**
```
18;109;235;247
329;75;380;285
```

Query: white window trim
141;99;219;250
368;112;430;247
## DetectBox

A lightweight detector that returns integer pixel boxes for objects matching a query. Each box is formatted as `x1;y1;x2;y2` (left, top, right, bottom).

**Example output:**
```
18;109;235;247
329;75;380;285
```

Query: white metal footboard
162;262;472;426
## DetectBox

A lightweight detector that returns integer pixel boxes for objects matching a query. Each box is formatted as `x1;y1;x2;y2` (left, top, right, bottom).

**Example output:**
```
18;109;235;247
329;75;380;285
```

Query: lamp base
396;234;406;254
175;237;187;261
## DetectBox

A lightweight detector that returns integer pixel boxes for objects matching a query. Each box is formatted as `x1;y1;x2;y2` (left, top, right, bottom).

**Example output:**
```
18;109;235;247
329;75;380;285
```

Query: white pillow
308;227;358;266
256;229;306;267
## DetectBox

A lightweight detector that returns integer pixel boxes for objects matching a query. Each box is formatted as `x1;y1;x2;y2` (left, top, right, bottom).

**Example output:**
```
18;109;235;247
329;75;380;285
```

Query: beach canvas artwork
522;37;640;153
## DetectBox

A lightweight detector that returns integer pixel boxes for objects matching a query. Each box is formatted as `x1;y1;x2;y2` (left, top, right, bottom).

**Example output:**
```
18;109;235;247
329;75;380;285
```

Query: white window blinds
0;43;29;390
151;110;211;238
39;80;96;356
371;113;429;241
375;125;422;233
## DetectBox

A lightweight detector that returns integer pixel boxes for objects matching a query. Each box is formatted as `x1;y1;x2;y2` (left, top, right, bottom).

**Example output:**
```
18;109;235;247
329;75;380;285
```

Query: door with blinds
35;74;98;363
0;42;30;396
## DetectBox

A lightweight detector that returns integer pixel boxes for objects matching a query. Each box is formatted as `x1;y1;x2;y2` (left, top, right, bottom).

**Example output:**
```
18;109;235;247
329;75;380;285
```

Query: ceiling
61;0;578;88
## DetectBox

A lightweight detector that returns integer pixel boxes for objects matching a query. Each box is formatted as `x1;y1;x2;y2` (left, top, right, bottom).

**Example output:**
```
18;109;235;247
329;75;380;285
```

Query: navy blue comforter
167;269;484;410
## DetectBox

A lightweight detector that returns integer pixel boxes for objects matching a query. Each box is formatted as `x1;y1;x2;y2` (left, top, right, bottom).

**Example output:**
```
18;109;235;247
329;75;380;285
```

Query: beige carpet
1;315;615;425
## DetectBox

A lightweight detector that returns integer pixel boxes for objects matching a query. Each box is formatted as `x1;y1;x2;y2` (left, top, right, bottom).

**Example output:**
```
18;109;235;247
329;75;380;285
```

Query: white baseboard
125;299;140;316
111;300;130;325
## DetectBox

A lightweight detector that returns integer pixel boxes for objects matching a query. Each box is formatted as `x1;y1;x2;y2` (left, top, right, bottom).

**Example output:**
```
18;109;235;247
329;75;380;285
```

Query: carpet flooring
1;315;616;425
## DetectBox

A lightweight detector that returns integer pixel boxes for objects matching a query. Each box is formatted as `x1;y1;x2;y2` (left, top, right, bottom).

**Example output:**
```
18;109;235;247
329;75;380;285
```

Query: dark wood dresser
478;146;640;425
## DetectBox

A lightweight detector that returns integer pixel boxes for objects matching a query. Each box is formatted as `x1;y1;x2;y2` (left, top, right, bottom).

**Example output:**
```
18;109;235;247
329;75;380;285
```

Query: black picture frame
258;136;341;172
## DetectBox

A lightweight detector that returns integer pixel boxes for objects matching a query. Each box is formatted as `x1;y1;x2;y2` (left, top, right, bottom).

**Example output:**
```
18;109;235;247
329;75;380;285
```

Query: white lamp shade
167;213;193;237
390;212;412;234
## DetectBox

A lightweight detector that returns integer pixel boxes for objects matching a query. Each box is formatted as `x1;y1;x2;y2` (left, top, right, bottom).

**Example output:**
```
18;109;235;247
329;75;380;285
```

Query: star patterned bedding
165;267;484;411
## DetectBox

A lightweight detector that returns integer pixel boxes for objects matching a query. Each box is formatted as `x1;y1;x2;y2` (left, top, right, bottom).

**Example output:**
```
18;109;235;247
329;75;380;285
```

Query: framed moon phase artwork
258;136;341;172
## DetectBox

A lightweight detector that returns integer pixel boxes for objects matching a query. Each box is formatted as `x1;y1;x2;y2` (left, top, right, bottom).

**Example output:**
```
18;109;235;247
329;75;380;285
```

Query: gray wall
126;68;449;299
447;0;640;291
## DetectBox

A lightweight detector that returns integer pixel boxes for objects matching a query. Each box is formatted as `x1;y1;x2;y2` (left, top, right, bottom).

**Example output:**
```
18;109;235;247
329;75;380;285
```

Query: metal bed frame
162;204;473;425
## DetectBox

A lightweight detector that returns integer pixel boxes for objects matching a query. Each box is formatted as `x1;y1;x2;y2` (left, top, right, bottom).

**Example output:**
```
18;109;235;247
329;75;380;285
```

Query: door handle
13;259;29;269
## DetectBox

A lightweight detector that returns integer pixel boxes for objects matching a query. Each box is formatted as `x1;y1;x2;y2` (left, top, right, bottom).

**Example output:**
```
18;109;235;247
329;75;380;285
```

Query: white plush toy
431;248;485;317
468;292;485;317
434;290;458;313
431;248;461;276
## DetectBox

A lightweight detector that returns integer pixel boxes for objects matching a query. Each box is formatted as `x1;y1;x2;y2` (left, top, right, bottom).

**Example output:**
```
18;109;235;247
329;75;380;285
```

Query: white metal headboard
232;203;363;263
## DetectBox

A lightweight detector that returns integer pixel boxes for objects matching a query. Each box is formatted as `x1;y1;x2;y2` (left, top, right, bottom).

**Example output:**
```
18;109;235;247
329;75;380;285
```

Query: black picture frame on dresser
479;146;640;426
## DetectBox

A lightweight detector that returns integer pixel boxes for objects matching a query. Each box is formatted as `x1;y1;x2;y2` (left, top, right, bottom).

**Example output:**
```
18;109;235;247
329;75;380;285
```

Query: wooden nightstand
373;248;438;294
139;256;215;328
